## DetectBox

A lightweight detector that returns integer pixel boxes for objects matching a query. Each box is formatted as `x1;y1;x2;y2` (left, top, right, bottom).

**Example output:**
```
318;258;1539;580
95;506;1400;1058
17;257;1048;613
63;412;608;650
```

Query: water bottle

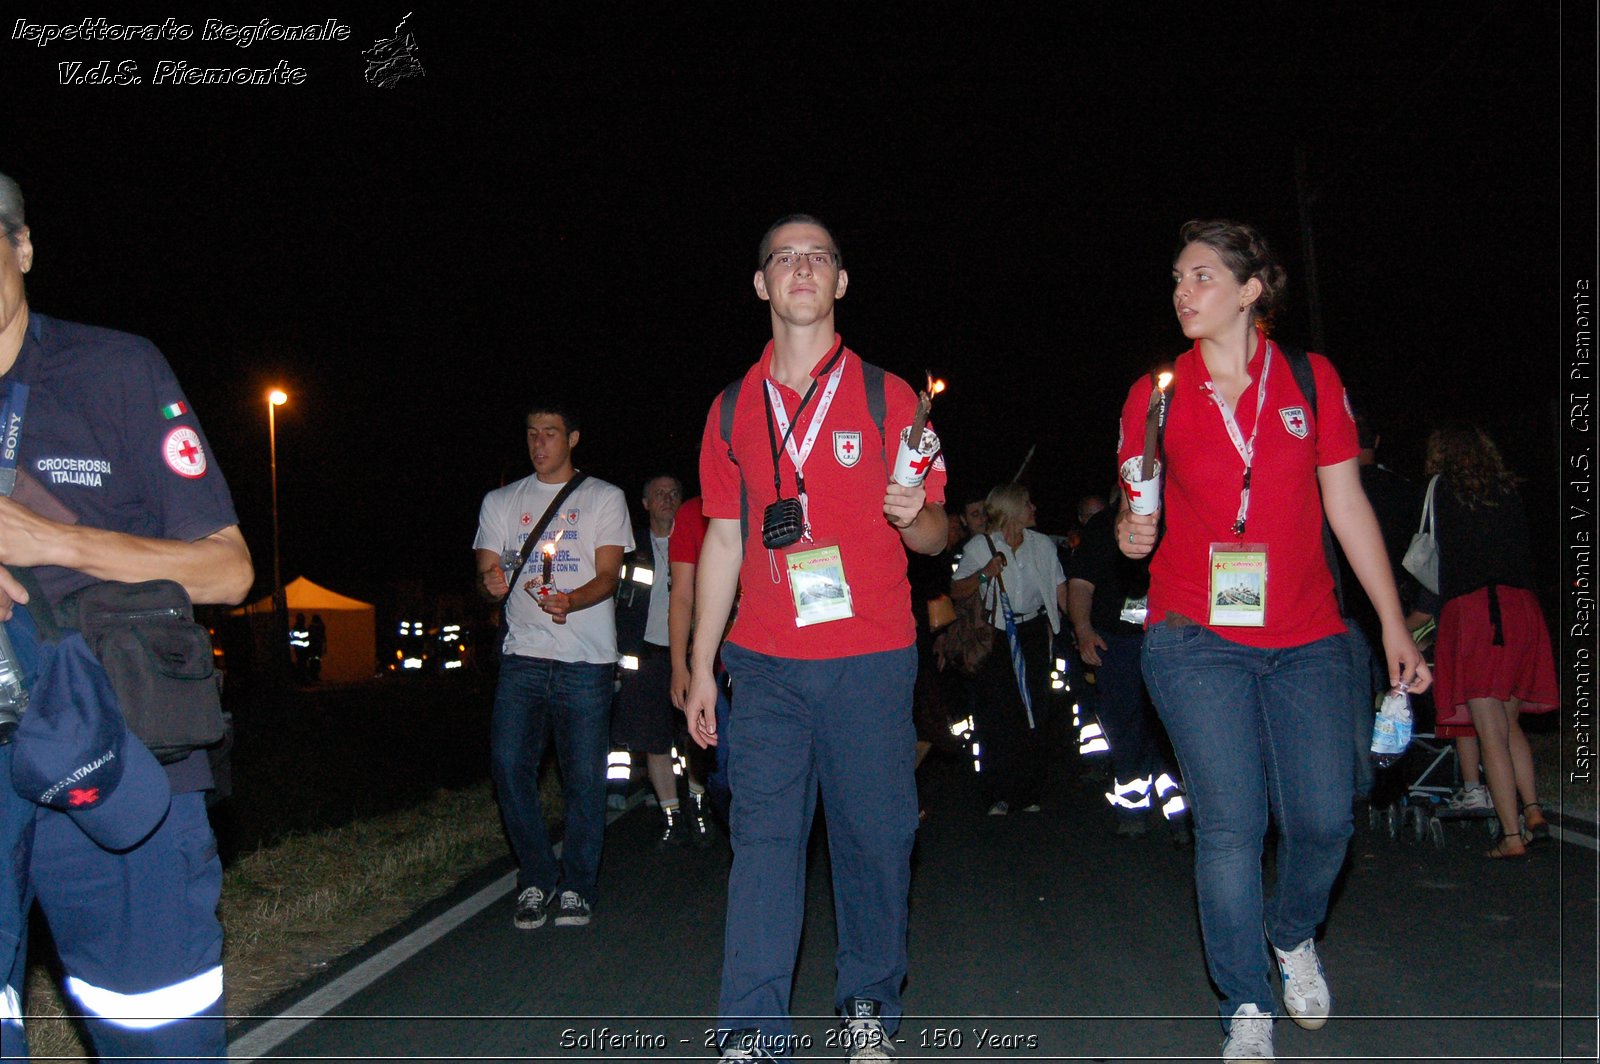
1369;686;1413;768
0;623;29;744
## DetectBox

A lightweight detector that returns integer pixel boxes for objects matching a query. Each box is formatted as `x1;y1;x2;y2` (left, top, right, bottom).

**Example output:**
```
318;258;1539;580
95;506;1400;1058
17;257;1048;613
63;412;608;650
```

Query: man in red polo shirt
686;215;948;1061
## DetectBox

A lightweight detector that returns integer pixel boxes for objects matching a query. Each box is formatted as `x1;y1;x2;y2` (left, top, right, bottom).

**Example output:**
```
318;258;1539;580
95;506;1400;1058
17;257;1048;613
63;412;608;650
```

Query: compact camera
761;497;805;549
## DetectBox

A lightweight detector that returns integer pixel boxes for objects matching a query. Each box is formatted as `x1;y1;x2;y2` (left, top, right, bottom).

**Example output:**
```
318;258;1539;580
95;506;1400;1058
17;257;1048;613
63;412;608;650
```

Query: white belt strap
67;965;223;1030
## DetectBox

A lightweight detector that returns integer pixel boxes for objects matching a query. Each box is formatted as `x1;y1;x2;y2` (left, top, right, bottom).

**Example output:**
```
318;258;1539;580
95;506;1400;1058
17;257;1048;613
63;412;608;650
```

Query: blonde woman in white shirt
950;482;1068;814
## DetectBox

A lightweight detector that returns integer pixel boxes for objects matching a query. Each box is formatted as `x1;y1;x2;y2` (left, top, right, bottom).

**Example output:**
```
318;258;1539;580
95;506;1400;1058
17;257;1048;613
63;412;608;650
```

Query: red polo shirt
669;496;707;565
1118;335;1359;648
699;338;947;659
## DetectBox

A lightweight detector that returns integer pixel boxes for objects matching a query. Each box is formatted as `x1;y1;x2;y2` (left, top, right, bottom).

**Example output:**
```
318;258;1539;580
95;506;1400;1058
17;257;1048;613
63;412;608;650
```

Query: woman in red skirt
1426;423;1559;857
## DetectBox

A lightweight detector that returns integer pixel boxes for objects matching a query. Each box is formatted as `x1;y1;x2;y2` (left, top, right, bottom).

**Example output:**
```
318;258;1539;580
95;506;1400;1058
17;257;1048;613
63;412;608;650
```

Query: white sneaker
1220;1003;1274;1062
1274;938;1330;1029
1448;783;1492;813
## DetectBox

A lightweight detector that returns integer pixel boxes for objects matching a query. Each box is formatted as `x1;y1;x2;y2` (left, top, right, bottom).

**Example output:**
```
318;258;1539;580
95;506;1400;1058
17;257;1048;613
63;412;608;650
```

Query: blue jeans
490;654;614;902
1343;620;1384;801
718;642;919;1052
1141;623;1354;1026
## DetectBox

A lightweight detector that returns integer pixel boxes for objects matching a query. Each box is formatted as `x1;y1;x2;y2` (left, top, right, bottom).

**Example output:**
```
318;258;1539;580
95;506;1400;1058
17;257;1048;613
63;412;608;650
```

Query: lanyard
764;342;845;500
1202;341;1273;537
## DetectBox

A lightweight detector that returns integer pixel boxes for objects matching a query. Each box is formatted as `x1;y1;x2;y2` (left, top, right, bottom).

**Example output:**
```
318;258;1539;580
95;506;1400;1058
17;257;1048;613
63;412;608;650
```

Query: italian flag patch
161;401;189;419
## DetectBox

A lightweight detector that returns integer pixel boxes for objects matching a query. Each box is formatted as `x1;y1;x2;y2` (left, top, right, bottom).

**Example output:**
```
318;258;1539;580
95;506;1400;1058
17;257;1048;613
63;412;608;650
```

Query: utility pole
1294;144;1327;354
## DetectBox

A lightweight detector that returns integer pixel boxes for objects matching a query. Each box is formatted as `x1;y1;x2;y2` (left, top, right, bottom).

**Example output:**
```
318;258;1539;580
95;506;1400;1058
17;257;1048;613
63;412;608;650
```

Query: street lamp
267;389;288;624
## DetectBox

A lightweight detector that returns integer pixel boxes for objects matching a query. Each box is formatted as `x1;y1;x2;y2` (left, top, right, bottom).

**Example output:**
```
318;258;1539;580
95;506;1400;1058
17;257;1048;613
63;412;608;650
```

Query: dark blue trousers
717;642;918;1050
3;782;225;1063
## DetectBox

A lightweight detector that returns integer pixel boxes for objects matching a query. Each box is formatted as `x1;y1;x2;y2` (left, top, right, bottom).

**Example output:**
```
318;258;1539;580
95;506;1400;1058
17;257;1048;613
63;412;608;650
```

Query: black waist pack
55;579;225;764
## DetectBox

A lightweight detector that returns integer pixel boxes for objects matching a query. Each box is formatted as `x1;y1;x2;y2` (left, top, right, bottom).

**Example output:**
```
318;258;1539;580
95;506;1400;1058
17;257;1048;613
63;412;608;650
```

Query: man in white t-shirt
474;405;633;930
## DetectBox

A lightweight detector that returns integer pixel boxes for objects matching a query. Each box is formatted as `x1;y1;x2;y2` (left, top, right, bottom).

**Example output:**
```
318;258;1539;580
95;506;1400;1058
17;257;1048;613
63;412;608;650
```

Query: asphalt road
229;748;1597;1063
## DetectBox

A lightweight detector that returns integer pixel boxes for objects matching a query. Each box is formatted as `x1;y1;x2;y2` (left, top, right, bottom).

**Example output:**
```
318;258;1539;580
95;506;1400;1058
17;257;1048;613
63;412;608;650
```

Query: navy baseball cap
10;630;171;851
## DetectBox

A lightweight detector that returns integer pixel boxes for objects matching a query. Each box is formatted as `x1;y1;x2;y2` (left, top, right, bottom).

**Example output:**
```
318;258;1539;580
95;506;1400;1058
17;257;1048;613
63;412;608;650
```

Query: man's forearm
54;523;253;605
668;561;696;671
564;572;620;613
691;520;742;673
1067;579;1095;631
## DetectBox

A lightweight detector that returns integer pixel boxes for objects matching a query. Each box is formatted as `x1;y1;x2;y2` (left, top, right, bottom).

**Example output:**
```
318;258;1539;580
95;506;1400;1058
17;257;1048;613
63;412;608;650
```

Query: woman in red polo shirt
1117;220;1429;1064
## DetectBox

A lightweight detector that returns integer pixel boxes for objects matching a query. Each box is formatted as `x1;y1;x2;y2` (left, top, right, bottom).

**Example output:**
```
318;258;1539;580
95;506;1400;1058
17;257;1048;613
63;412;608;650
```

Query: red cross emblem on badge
520;513;532;525
68;787;99;807
833;430;863;468
162;427;208;478
1279;406;1309;440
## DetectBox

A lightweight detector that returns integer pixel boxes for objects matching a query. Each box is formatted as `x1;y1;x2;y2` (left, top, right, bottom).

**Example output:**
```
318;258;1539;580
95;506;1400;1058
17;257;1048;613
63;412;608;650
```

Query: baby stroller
1367;619;1498;848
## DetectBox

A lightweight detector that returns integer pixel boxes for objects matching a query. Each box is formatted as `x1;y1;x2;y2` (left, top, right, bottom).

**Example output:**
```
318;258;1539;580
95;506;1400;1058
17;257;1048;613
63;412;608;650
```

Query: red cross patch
68;787;100;807
833;430;862;468
1279;406;1309;440
520;512;532;526
162;427;207;478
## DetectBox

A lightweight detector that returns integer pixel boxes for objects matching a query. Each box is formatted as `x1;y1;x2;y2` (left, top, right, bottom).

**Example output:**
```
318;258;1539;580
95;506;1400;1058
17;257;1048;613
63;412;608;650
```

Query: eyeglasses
764;249;838;271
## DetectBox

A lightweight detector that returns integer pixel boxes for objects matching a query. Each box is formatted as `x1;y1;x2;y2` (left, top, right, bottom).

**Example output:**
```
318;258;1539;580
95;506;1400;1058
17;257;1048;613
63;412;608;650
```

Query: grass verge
23;778;530;1061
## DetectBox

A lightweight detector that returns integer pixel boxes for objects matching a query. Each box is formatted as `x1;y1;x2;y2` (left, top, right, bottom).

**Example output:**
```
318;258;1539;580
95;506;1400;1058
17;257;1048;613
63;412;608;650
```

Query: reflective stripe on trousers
67;964;223;1029
1;982;20;1023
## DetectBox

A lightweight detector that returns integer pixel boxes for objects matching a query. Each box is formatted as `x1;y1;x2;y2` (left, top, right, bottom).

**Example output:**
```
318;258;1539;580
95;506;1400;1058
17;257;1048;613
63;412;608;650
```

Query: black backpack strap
859;359;887;460
1279;343;1346;615
1280;344;1318;418
717;376;749;545
10;566;61;642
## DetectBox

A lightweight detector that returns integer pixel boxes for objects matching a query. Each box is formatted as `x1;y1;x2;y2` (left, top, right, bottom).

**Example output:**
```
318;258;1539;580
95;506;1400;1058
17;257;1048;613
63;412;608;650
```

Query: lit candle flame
930;378;947;395
1157;371;1172;391
541;542;556;557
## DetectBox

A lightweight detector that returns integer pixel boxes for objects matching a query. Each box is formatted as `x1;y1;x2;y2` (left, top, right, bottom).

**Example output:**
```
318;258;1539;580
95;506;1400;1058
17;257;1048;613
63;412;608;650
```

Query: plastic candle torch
892;374;946;487
1141;372;1172;481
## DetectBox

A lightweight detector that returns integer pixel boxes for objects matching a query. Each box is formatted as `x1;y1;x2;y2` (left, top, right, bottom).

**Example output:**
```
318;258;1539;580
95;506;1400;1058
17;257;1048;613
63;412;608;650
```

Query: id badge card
1119;595;1149;627
1208;542;1267;627
785;543;855;627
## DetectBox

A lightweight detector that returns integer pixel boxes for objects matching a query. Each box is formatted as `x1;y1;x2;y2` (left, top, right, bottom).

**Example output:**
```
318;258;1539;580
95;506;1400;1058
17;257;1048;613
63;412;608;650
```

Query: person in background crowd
615;475;710;847
290;612;311;682
1065;493;1107;552
307;613;326;682
907;499;967;816
474;404;632;930
950;482;1066;816
1118;219;1428;1064
1422;423;1558;858
1068;486;1188;842
960;496;988;538
0;170;254;1061
667;494;733;829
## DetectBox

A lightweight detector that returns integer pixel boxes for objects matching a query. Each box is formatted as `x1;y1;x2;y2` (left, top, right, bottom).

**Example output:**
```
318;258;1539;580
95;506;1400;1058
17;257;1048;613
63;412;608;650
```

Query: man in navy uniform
0;171;253;1061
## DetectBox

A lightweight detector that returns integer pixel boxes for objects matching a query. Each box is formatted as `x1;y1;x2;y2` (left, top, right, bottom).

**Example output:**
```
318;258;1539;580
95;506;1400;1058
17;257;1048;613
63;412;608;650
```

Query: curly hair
1424;422;1520;509
1177;219;1288;330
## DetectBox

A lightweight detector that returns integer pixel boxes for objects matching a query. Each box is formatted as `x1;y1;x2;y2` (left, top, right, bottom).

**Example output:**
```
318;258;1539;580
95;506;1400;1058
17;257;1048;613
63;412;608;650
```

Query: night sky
5;4;1579;608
